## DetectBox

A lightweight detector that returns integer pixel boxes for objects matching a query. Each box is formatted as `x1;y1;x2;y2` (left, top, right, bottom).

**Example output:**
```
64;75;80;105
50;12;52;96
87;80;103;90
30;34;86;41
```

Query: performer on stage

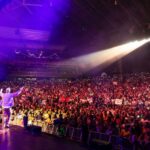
0;87;24;128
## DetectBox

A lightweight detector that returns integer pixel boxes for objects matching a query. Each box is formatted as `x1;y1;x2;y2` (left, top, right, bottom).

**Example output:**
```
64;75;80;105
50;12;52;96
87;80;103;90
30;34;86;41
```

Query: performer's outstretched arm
12;87;24;97
0;89;3;96
0;89;2;106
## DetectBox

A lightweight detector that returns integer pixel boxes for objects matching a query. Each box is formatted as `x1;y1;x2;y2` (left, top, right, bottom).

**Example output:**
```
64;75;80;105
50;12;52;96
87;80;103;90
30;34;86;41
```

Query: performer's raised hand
20;87;24;91
0;89;2;97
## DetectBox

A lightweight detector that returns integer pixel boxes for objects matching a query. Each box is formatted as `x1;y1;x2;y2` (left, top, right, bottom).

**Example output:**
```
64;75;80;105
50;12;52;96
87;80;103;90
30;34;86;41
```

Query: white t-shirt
0;90;21;108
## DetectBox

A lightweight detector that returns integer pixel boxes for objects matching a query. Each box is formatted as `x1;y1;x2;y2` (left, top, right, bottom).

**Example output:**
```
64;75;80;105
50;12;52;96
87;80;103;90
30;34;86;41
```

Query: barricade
109;135;123;150
89;131;110;143
121;137;133;150
65;127;74;139
52;125;59;136
88;131;133;150
41;123;48;132
88;131;101;144
71;128;82;141
10;117;133;150
46;124;54;134
57;125;67;137
88;131;112;150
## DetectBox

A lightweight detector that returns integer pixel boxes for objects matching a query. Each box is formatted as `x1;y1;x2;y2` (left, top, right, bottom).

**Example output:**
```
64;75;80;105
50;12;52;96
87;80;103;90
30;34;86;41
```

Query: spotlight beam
66;38;150;73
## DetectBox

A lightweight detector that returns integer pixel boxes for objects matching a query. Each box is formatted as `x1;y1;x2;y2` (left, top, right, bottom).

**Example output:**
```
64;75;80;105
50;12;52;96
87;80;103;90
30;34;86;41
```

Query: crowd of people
0;72;150;149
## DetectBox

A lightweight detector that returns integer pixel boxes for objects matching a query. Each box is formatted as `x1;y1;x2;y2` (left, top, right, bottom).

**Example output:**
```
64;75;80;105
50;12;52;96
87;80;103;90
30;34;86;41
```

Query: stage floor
0;125;87;150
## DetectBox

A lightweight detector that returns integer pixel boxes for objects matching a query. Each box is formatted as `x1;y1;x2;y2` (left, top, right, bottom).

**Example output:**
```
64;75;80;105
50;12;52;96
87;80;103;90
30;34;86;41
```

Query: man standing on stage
0;87;24;128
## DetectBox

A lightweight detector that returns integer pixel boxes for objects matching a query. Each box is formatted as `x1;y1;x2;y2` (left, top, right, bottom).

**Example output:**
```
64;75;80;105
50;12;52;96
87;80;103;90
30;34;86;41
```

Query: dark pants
3;108;11;127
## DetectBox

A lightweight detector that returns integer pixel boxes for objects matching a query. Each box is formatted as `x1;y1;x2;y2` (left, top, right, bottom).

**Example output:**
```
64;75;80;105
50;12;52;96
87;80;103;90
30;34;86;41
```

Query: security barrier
65;127;74;139
10;117;133;150
71;128;82;141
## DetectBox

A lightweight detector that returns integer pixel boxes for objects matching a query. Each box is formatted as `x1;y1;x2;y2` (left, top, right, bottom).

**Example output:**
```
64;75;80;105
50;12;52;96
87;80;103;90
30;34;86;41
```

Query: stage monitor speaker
27;125;42;135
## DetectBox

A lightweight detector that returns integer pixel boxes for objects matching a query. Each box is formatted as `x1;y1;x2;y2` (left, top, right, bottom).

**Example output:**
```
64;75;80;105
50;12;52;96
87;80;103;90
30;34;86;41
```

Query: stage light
15;49;21;54
66;38;150;73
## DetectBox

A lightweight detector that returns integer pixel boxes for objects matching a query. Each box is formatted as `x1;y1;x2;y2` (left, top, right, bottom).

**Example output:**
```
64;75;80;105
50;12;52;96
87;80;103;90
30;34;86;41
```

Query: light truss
22;0;43;7
1;0;52;15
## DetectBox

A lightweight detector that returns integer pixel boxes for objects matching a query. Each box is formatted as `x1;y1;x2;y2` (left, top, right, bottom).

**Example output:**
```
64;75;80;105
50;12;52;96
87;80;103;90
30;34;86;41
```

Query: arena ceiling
0;0;150;59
